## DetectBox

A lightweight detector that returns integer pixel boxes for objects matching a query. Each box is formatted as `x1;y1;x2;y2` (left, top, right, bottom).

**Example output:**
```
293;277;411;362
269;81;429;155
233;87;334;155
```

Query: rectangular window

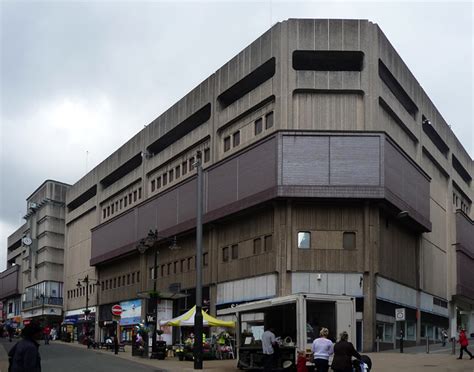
107;206;110;217
187;257;192;271
113;278;117;288
231;244;239;259
162;173;168;186
151;180;156;192
233;131;240;147
138;187;142;199
189;157;195;170
298;231;311;249
265;111;274;129
105;281;108;290
115;201;119;211
122;275;126;285
175;165;180;178
264;235;273;252
103;209;106;219
136;271;140;282
169;169;174;182
204;148;210;163
174;261;178;274
343;232;356;250
111;204;114;214
124;197;128;207
293;50;364;71
157;176;162;188
131;272;135;284
133;190;137;202
181;259;185;272
127;274;130;285
253;238;261;255
203;252;208;266
150;267;154;279
223;247;229;262
161;265;165;277
224;136;231;152
254;118;263;135
118;277;121;287
167;263;171;275
182;161;188;175
128;193;132;204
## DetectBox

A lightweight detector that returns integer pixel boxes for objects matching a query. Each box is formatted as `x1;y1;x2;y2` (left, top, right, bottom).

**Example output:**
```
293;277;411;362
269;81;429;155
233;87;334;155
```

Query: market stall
160;306;236;361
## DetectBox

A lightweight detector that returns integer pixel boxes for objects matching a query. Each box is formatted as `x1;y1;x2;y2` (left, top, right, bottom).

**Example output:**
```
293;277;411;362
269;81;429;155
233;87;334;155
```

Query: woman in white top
311;327;334;372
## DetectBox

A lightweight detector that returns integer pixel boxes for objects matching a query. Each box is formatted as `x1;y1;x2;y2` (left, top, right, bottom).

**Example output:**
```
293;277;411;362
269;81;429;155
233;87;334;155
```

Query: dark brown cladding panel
455;212;474;258
456;251;474;300
0;265;20;299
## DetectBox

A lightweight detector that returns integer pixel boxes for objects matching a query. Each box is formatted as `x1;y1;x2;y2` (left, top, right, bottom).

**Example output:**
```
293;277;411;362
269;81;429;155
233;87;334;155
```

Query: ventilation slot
452;155;472;185
100;154;142;189
293;50;364;71
378;60;418;118
422;115;449;156
147;104;211;156
218;57;275;109
67;185;97;212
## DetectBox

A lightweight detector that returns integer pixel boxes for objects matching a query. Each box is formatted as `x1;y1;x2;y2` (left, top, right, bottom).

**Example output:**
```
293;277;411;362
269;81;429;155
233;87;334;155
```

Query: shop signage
395;308;406;321
146;314;156;323
111;305;122;316
119;300;141;326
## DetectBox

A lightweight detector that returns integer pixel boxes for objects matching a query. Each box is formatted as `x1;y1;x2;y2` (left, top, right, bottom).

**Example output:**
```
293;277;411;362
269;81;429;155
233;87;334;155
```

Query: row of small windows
223;111;274;153
67;284;96;299
453;192;470;214
150;149;211;193
222;235;273;262
101;271;140;291
102;187;142;219
433;297;448;309
297;231;356;250
149;254;208;279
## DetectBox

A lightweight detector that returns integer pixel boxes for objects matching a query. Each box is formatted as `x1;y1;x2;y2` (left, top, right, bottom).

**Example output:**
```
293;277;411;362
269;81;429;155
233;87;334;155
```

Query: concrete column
449;302;457;339
467;309;474;337
362;272;376;352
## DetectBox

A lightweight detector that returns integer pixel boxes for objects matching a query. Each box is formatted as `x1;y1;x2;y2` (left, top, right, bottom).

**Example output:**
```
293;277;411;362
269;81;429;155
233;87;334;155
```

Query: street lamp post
137;230;179;359
194;150;203;370
77;276;99;342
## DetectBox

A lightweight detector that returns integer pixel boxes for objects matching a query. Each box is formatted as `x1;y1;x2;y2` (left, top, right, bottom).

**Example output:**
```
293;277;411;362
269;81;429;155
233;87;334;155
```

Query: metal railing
22;296;63;309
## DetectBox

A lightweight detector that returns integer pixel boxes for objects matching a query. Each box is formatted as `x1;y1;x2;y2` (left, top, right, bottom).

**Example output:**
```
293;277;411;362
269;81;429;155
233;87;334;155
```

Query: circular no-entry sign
111;304;122;316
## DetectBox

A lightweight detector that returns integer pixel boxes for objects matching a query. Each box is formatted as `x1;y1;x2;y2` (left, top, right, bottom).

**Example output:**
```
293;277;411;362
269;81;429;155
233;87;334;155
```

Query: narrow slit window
255;118;263;135
189;157;195;170
175;165;180;178
182;161;188;175
224;136;231;152
265;111;274;129
162;173;168;186
233;131;240;147
157;176;161;189
169;169;174;182
204;148;210;163
151;180;156;192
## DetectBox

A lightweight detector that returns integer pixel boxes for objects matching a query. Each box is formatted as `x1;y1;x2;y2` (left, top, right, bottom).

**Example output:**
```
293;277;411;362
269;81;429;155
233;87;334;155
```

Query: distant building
63;19;472;351
0;180;70;330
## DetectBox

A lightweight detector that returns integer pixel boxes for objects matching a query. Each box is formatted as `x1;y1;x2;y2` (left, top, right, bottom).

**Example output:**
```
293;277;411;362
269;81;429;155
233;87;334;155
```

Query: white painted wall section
217;274;277;305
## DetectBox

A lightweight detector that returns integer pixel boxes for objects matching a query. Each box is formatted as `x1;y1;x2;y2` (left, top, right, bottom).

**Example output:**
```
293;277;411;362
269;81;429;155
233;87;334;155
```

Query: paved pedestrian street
1;339;474;372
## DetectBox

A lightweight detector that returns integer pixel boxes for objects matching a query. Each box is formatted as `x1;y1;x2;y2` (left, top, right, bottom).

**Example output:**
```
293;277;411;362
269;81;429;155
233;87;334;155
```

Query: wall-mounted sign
119;300;141;326
395;308;406;322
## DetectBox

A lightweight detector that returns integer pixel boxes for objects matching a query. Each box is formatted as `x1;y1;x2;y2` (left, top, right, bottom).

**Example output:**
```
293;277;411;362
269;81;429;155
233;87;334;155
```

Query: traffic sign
111;304;122;316
395;308;406;321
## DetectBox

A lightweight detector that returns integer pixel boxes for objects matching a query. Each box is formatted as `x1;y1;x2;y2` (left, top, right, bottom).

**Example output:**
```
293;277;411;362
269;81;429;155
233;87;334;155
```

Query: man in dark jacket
331;331;361;372
9;322;42;372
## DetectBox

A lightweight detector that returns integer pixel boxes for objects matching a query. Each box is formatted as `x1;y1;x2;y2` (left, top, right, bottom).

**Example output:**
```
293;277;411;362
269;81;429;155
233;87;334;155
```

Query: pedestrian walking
331;331;361;372
457;328;473;360
43;325;50;345
261;327;277;371
312;327;334;372
441;328;448;347
8;321;42;372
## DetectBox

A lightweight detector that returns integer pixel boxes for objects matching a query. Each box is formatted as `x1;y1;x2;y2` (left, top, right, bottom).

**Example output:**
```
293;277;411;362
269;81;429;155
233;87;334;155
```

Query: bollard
426;336;429;354
376;337;380;352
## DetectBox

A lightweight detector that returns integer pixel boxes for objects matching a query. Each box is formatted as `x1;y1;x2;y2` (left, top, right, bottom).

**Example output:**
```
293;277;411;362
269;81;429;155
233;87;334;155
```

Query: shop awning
160;306;235;328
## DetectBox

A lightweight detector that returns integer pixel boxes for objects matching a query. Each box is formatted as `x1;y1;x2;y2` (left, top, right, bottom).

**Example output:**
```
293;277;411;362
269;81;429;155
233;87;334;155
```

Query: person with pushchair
331;331;361;372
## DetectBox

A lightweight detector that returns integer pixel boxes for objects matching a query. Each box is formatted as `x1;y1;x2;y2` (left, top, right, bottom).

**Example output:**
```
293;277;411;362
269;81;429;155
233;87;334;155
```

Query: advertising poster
120;299;142;326
157;300;173;345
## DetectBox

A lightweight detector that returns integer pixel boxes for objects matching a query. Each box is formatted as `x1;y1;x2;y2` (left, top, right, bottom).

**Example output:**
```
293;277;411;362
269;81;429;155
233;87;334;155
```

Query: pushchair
352;355;372;372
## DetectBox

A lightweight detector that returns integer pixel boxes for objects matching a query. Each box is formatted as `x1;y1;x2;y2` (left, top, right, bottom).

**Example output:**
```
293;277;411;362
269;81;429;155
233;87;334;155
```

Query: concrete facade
62;19;472;351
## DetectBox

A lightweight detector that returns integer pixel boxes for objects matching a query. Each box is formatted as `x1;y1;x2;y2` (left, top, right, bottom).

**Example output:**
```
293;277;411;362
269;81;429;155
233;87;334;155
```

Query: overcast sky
0;0;472;272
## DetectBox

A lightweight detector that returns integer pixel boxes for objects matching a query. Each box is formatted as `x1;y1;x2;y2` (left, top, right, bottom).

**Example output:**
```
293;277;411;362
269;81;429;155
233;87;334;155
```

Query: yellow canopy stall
159;305;235;328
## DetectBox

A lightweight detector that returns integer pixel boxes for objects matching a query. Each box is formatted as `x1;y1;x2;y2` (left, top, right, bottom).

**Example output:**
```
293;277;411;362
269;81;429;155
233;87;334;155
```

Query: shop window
264;235;273;252
204;148;210;163
162;173;168;186
203;252;208;266
169;169;174;182
223;247;229;262
265;111;274;129
157;176;162;189
224;136;231;152
175;165;181;178
233;131;240;147
182;161;188;175
231;244;239;259
255;118;263;135
343;232;356;249
253;238;261;255
298;231;311;249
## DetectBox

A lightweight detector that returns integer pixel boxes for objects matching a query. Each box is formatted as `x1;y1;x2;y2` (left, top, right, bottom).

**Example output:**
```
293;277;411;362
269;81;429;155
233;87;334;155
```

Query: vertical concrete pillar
449;302;457;339
275;201;292;297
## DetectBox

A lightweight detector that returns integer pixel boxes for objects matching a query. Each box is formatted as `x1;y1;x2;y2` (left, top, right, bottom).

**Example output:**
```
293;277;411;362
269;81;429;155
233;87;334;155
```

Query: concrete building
63;19;473;351
0;180;70;330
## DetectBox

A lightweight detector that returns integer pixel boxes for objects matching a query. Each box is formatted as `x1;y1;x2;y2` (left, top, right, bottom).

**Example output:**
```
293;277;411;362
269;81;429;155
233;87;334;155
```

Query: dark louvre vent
67;185;97;212
452;155;472;184
100;154;142;189
293;50;364;71
218;58;275;108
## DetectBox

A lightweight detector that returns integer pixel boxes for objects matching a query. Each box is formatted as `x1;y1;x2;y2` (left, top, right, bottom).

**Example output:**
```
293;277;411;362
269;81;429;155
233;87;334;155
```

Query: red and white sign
111;304;122;316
